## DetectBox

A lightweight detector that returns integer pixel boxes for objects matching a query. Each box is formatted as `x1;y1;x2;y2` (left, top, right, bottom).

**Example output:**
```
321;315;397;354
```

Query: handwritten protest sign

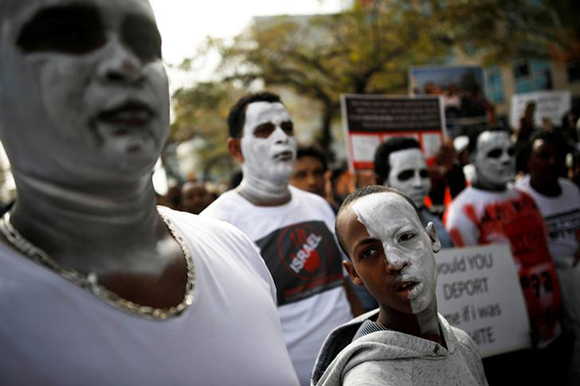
436;244;531;358
341;94;446;171
510;90;571;130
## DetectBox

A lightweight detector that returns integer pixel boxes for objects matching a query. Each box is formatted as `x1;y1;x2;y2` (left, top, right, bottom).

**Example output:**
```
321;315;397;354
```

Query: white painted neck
7;171;165;274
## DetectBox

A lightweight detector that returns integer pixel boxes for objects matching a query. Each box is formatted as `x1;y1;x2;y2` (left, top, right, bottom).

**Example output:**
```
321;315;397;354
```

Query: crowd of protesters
1;0;579;385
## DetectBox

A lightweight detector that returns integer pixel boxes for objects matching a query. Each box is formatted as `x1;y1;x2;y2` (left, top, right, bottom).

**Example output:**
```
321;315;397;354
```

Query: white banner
510;90;571;130
436;244;531;358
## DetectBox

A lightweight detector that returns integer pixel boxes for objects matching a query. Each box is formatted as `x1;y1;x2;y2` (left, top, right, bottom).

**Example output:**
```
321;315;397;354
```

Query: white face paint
473;131;515;190
386;148;431;208
0;0;169;186
352;192;440;315
239;101;297;202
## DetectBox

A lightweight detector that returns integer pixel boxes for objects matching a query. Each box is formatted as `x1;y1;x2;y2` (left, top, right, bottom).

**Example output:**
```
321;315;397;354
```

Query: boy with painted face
445;128;565;385
0;1;299;384
202;92;356;386
311;185;487;386
374;137;454;248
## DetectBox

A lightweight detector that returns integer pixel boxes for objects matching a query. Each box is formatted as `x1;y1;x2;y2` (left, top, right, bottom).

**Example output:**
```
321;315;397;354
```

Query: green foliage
169;81;244;181
427;0;580;64
211;1;450;150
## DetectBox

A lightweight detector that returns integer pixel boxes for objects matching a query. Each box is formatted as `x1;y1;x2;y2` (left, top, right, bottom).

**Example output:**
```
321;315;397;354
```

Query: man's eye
360;248;378;260
507;146;515;156
254;123;275;138
281;121;294;135
419;169;429;178
17;6;105;54
122;15;162;62
399;232;416;242
397;170;414;181
487;148;502;159
293;171;307;179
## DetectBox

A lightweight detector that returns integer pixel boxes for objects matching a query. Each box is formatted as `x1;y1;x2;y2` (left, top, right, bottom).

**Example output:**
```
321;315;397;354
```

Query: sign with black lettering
341;94;446;171
435;244;531;357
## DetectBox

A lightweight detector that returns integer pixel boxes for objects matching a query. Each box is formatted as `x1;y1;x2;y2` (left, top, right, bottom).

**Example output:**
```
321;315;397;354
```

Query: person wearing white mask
0;1;298;384
374;137;454;248
201;92;357;386
445;128;566;386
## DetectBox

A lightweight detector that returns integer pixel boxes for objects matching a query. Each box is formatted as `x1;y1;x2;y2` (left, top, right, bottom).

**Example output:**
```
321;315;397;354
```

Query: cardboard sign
510;90;571;130
341;94;446;171
436;244;531;358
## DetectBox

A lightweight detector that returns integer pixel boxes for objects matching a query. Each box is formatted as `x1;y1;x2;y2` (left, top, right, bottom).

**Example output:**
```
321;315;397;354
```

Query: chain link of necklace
0;211;195;321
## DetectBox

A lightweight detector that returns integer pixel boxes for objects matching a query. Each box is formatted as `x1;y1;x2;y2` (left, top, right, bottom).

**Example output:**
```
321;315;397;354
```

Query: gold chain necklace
0;211;195;320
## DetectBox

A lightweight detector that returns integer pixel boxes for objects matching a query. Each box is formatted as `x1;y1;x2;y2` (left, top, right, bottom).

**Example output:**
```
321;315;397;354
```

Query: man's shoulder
200;190;245;221
559;177;580;197
290;186;335;218
160;206;252;246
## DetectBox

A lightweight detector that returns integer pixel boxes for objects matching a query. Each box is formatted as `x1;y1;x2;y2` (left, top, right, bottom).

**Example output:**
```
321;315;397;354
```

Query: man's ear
343;260;363;286
227;138;244;163
426;222;441;253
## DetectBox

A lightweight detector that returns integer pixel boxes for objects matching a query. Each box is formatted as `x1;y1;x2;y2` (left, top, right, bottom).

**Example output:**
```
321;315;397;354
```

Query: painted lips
394;280;422;300
97;102;154;130
275;151;294;161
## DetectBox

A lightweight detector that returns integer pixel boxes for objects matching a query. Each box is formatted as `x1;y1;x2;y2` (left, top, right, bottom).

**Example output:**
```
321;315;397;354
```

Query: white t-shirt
0;207;299;386
201;186;352;386
516;175;580;267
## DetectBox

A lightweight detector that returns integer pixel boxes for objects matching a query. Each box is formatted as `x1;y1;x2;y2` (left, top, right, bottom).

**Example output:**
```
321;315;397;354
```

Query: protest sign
436;244;531;358
410;65;487;126
341;94;445;171
510;90;572;130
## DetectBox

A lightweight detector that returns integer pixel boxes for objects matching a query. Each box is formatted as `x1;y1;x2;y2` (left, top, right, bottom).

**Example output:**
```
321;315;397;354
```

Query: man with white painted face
201;92;355;386
0;1;299;385
374;137;454;249
311;185;487;386
445;127;564;385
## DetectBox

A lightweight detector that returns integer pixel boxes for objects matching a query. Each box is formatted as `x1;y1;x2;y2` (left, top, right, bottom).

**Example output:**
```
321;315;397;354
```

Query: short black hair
227;91;283;138
374;137;420;184
296;145;328;171
467;126;511;155
528;129;568;152
335;185;419;259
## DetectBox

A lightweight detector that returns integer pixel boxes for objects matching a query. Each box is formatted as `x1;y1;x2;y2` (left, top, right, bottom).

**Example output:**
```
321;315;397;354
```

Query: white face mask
239;101;297;201
473;131;515;190
0;0;169;186
386;148;431;208
352;192;440;315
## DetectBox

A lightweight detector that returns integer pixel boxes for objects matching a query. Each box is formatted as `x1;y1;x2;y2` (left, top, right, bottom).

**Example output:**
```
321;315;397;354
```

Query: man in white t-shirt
444;127;565;385
516;130;579;385
0;1;298;385
201;91;357;386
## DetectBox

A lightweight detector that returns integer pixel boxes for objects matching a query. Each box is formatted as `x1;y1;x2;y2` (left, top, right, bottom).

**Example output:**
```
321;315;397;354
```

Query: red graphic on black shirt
256;221;344;306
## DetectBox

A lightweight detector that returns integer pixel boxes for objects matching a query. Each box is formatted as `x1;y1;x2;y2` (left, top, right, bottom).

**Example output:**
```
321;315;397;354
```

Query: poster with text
436;244;531;358
510;90;572;130
341;94;446;171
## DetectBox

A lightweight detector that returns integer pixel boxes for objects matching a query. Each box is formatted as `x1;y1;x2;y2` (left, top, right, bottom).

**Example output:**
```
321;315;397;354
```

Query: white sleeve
444;202;479;247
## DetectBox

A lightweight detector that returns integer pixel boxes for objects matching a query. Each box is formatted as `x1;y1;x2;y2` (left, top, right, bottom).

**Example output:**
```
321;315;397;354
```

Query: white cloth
201;186;352;386
516;176;580;267
0;207;299;386
444;186;562;348
312;309;487;386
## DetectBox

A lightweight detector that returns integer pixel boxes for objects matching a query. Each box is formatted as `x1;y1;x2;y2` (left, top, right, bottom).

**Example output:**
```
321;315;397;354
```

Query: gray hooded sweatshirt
311;309;488;386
